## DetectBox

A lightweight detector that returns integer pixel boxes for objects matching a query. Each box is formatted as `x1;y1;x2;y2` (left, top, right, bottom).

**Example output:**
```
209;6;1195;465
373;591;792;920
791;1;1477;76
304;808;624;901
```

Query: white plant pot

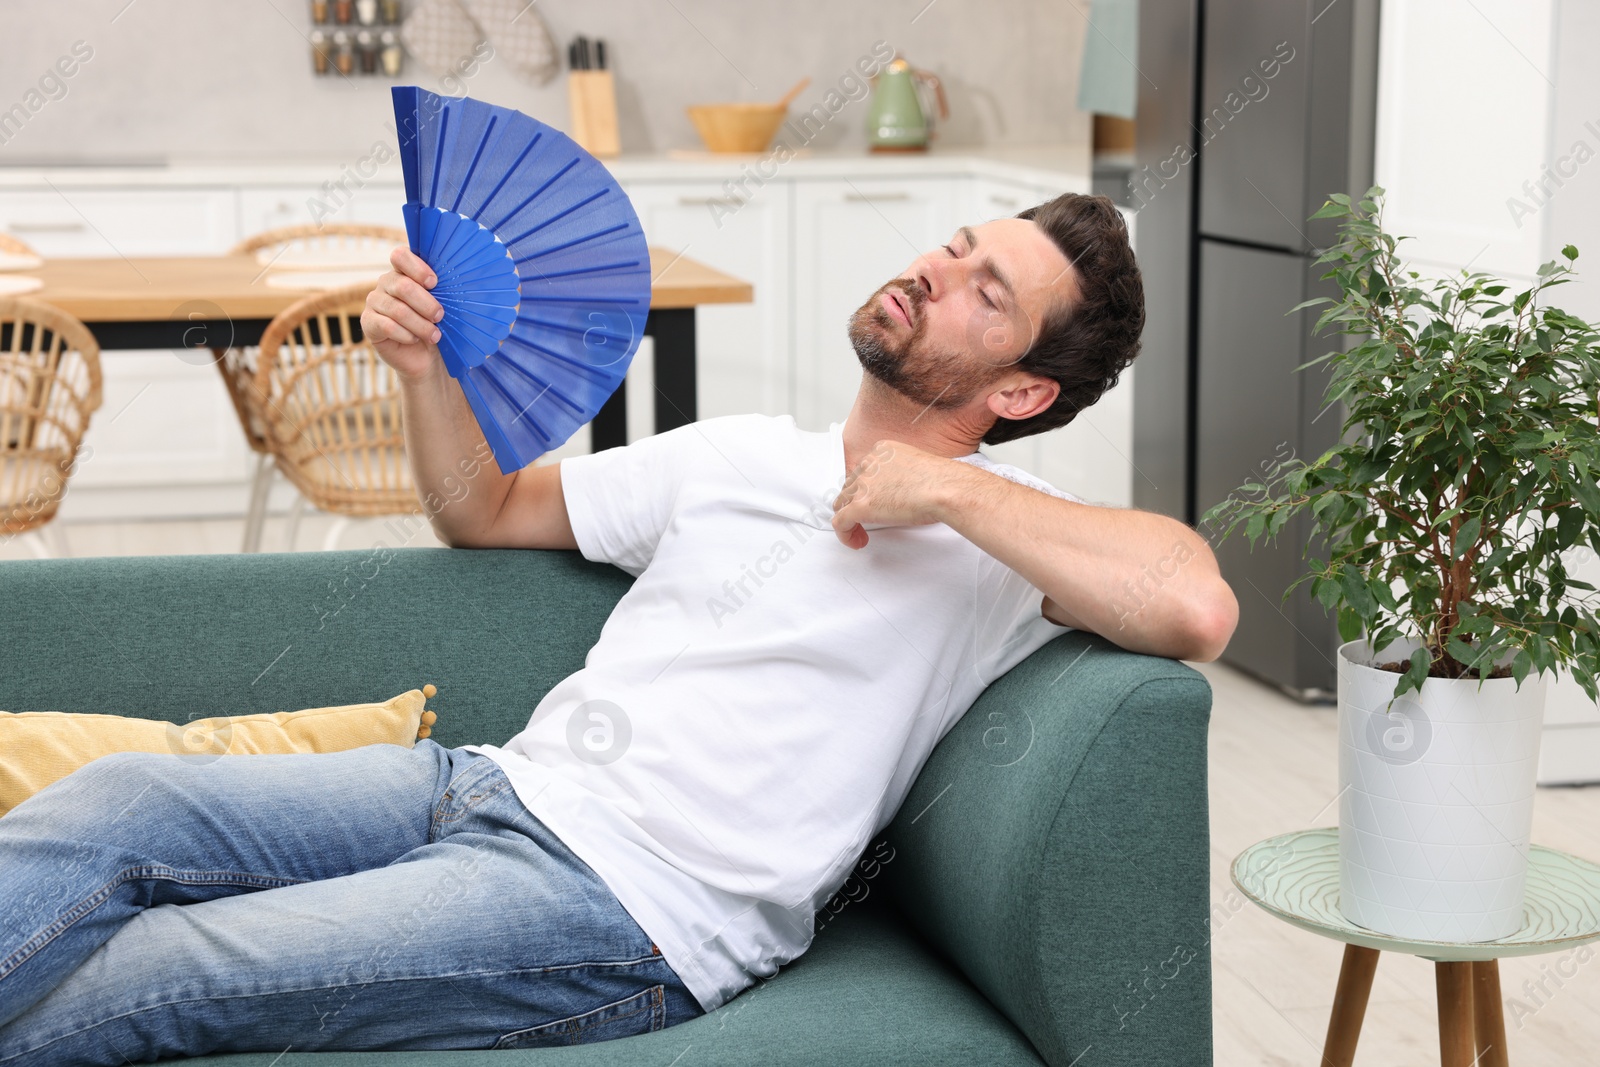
1337;635;1549;942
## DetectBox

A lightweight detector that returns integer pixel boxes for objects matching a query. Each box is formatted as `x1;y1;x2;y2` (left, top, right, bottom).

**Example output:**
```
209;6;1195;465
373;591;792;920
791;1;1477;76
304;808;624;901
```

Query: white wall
1375;0;1600;780
1374;0;1556;283
1544;0;1600;321
0;0;1092;163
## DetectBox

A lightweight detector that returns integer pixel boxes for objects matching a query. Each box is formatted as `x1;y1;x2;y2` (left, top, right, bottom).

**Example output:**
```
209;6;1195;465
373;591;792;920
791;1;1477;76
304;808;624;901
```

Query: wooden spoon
774;77;811;110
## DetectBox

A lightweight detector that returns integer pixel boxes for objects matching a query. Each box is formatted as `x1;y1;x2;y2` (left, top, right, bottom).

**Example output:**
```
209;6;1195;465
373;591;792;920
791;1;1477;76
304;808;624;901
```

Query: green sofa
0;547;1215;1066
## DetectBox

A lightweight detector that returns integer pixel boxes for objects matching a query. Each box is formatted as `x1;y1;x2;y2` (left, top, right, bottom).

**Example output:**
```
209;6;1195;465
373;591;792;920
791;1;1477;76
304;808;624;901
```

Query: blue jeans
0;740;702;1064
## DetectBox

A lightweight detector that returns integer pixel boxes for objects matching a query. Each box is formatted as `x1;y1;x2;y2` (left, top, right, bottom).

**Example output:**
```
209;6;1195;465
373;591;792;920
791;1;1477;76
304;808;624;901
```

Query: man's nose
908;252;949;301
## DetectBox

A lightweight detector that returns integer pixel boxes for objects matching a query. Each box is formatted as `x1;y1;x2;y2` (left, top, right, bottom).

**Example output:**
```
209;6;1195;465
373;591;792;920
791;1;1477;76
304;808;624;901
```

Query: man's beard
847;278;1000;411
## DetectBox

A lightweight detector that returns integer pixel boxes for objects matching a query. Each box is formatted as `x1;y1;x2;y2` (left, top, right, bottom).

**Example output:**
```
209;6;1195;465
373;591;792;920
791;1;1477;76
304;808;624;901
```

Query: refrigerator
1133;0;1381;701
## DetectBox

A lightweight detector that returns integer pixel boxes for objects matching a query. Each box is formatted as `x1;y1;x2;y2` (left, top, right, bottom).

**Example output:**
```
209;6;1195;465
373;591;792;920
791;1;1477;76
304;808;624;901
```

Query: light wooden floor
5;516;1599;1062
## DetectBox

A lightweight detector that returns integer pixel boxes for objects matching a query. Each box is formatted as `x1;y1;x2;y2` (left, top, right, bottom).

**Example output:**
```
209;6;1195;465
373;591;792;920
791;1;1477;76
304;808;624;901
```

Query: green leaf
1310;202;1347;220
1453;515;1482;559
1245;512;1267;544
1340;567;1377;615
1558;506;1584;549
1563;244;1579;261
1404;647;1432;692
1337;605;1364;642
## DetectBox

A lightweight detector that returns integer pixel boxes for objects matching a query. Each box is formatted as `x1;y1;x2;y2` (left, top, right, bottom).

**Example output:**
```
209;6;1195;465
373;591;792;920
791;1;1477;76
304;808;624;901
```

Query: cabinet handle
678;196;733;207
988;194;1019;208
8;221;87;233
843;192;910;203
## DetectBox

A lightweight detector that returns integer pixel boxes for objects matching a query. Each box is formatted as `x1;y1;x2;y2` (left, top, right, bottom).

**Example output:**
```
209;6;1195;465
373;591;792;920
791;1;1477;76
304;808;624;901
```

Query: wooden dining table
26;247;752;452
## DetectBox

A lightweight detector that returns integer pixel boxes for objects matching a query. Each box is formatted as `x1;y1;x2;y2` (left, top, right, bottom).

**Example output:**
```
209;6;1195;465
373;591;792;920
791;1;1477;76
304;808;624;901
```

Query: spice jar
380;30;403;76
310;29;331;74
310;0;329;23
332;30;354;74
356;0;377;24
333;0;353;24
356;29;378;74
380;0;401;23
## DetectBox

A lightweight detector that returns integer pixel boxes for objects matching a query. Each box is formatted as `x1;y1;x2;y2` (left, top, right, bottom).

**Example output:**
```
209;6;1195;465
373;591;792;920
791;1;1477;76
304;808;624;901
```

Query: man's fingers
381;271;445;323
389;245;437;288
369;290;439;344
362;307;418;347
833;521;868;550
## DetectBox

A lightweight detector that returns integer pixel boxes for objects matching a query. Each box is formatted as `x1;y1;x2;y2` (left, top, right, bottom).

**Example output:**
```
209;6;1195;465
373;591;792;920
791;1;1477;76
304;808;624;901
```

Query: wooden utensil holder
568;70;620;158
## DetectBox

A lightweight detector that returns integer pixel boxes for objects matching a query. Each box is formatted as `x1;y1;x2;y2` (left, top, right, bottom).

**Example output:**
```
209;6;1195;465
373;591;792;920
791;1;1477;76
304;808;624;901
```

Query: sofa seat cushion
179;898;1045;1066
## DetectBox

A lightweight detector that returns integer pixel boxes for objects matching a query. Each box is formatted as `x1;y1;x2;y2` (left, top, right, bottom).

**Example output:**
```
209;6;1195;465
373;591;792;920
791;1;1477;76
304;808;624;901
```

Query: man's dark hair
983;193;1144;445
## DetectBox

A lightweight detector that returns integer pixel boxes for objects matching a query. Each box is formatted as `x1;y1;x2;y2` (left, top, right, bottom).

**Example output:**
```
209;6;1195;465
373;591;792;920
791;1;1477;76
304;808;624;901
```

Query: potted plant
1201;186;1600;943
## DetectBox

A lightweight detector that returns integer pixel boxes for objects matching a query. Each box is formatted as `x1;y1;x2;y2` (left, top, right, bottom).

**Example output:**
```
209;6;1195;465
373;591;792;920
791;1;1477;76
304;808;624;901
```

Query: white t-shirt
462;413;1086;1013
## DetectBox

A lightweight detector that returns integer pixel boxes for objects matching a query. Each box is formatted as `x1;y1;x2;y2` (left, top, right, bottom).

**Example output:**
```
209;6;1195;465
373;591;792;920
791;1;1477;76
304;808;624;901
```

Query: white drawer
238;185;407;239
0;187;238;257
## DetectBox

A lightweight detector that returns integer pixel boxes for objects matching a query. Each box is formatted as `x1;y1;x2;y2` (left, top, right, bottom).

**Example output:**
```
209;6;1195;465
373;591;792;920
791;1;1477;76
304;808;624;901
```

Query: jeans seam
0;865;310;983
495;984;662;1047
431;778;511;831
0;958;673;1064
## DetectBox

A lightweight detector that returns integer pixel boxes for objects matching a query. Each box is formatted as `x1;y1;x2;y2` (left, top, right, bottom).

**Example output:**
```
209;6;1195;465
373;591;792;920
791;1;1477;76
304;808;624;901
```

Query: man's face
848;217;1076;411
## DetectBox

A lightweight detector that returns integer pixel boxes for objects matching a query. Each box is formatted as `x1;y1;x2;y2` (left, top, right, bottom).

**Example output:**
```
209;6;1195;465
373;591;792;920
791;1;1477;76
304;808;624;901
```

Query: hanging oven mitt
399;0;483;76
460;0;560;84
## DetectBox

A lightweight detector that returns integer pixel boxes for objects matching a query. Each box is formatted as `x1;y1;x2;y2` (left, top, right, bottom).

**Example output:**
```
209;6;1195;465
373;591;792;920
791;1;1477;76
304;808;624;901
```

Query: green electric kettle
866;57;948;152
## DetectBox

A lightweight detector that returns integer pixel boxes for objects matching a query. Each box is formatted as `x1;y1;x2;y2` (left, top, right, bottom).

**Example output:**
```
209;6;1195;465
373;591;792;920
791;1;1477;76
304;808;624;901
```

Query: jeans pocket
433;757;511;827
491;984;666;1049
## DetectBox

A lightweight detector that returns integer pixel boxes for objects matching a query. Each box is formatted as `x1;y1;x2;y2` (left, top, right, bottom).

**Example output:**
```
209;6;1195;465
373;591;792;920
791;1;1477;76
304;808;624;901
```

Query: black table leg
650;307;697;434
590;307;697;453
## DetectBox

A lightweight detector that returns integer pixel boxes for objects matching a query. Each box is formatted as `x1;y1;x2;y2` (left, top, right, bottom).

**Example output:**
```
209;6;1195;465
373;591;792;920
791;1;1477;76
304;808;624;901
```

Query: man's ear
986;372;1060;423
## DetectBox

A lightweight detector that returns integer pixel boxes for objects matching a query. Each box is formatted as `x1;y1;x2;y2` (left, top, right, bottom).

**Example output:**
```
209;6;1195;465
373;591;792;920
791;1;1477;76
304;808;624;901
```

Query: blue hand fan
392;85;651;473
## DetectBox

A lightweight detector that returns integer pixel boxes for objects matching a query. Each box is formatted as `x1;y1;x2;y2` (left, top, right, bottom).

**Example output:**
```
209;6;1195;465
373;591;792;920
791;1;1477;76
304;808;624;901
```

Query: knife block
567;70;620;158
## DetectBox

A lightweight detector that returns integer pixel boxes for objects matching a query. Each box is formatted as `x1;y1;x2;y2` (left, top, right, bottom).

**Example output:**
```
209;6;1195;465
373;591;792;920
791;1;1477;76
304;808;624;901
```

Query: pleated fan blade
392;86;651;474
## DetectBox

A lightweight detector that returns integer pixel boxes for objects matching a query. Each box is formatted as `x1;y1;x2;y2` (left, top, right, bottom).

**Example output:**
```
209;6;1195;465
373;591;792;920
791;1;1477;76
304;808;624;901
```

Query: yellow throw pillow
0;686;442;817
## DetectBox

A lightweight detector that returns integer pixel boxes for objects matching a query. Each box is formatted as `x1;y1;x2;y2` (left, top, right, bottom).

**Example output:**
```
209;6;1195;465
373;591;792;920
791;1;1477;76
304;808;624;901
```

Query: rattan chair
0;297;102;558
253;282;422;552
218;223;406;551
0;233;40;257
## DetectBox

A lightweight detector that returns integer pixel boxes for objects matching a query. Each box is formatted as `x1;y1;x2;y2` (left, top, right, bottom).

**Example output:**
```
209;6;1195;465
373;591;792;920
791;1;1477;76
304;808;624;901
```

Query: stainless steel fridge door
1197;0;1314;251
1195;238;1339;697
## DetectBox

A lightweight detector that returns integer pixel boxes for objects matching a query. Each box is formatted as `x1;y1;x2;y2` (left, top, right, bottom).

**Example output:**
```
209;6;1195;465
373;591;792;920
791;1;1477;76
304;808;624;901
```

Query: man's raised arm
361;246;577;551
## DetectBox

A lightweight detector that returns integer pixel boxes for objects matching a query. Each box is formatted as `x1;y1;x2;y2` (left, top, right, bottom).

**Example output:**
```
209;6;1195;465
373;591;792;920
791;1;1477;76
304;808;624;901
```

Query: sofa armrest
882;630;1213;1067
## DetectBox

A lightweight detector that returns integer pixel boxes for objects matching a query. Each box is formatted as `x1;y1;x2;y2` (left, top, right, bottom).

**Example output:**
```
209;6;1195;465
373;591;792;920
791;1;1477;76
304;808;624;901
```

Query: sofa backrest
0;548;628;745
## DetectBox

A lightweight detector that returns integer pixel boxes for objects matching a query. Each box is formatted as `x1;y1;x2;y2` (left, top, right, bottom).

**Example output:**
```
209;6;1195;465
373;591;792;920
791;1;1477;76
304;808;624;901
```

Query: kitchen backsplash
0;0;1091;162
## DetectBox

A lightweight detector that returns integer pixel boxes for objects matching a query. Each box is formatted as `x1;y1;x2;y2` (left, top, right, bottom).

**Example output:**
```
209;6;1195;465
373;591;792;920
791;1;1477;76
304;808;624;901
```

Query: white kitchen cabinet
791;177;960;432
238;184;407;241
0;188;236;257
968;176;1042;222
624;180;793;420
66;351;255;520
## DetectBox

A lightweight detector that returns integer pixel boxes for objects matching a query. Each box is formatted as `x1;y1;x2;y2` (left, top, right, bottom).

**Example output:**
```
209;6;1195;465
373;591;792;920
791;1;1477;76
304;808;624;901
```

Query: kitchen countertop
0;143;1091;191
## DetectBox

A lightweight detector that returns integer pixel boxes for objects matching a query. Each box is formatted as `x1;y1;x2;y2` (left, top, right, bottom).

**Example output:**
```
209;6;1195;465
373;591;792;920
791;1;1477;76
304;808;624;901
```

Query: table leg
591;387;627;452
589;308;696;453
1436;961;1476;1067
1322;944;1380;1067
649;307;697;433
1472;960;1509;1067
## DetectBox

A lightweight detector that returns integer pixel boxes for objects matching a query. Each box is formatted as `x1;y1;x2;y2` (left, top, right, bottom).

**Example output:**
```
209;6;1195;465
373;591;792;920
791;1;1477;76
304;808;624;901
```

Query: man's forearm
396;361;517;544
935;464;1237;661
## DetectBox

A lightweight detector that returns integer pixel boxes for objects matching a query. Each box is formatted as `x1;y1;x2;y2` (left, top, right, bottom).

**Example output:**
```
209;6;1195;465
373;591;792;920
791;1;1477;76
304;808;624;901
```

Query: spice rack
309;0;405;77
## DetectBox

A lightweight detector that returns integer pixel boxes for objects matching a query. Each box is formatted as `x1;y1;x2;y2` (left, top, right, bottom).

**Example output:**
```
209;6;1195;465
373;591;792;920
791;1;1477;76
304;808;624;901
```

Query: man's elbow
1183;582;1239;663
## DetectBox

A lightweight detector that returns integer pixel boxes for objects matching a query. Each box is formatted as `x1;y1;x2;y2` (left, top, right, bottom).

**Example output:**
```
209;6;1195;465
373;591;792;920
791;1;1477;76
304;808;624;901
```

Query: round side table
1231;828;1600;1067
